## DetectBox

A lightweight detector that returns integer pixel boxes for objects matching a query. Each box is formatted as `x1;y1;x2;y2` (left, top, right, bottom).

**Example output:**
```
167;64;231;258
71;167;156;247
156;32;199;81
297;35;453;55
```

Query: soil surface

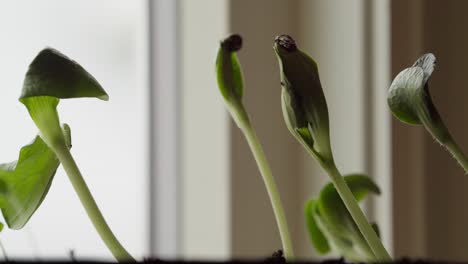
0;251;464;263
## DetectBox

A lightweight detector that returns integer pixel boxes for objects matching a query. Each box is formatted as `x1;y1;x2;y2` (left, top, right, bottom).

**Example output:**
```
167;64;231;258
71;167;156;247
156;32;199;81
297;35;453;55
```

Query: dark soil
0;251;465;263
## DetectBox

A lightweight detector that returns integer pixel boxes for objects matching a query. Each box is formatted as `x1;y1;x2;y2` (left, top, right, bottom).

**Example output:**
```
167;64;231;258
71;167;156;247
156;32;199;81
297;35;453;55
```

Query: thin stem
232;105;295;260
23;97;134;262
0;239;8;262
53;144;135;262
325;163;391;262
445;138;468;174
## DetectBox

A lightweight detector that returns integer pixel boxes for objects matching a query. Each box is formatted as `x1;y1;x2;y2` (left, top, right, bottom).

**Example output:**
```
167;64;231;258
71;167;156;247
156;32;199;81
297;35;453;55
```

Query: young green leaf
388;53;451;144
318;175;380;234
389;54;468;173
20;48;108;101
274;35;332;164
0;125;71;229
305;174;381;261
305;199;330;255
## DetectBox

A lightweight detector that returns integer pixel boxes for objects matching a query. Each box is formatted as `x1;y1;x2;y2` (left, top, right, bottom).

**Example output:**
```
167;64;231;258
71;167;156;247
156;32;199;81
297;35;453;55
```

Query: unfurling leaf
388;53;451;144
0;125;71;229
305;175;380;262
305;199;330;254
274;34;333;165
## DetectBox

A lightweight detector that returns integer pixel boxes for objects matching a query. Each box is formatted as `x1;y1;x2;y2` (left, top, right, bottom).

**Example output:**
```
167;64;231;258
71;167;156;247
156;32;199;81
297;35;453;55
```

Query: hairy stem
231;104;295;260
445;138;468;174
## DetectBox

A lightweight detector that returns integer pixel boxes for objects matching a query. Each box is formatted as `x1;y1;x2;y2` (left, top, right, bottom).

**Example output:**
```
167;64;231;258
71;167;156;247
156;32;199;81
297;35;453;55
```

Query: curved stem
445;138;468;173
22;97;134;261
53;144;135;262
324;163;391;262
232;105;295;260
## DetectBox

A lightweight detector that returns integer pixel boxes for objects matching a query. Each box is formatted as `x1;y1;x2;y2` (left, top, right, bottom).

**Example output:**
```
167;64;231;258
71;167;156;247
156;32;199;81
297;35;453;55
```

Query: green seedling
18;48;134;262
388;53;468;172
305;175;381;262
216;34;295;260
273;34;391;262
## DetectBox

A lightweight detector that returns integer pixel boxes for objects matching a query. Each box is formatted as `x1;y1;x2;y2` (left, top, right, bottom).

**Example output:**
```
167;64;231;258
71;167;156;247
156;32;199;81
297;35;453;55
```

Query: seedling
388;53;468;172
305;174;381;262
216;35;295;260
273;34;391;262
14;48;134;262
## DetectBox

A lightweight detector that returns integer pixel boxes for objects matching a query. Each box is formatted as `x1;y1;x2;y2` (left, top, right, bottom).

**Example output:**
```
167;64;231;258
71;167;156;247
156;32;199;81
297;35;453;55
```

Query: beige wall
180;0;230;259
229;0;300;259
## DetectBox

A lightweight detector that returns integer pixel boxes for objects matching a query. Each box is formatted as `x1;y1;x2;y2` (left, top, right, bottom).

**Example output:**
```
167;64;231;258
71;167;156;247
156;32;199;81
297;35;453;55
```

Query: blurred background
0;0;466;261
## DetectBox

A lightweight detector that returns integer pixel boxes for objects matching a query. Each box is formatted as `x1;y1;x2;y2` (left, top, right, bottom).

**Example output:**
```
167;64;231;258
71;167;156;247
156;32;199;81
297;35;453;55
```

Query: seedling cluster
0;32;463;263
217;34;468;262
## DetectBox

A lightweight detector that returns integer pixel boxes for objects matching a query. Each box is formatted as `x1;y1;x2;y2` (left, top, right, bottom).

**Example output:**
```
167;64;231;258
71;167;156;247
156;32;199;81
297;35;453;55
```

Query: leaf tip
221;34;243;52
274;34;297;52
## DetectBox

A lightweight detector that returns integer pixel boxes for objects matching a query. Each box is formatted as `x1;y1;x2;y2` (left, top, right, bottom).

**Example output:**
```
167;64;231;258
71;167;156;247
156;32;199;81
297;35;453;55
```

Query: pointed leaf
19;48;108;102
413;53;436;84
0;125;71;229
305;199;330;254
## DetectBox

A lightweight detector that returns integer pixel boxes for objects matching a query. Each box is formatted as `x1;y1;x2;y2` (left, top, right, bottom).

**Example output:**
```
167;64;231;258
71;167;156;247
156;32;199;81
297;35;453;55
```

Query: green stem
324;163;391;262
445;138;468;173
231;105;295;260
53;144;135;262
22;97;134;262
0;239;8;262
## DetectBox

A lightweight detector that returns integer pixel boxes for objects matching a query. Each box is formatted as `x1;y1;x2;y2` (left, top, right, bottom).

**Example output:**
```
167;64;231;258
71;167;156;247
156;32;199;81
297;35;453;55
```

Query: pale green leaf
305;199;330;254
0;125;71;229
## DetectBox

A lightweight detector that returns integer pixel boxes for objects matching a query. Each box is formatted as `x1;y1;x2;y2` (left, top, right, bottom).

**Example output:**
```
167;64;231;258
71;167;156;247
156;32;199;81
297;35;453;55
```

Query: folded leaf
0;125;71;229
307;174;380;261
388;53;451;144
344;174;381;202
305;199;330;254
216;34;244;105
19;48;108;102
274;35;333;163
